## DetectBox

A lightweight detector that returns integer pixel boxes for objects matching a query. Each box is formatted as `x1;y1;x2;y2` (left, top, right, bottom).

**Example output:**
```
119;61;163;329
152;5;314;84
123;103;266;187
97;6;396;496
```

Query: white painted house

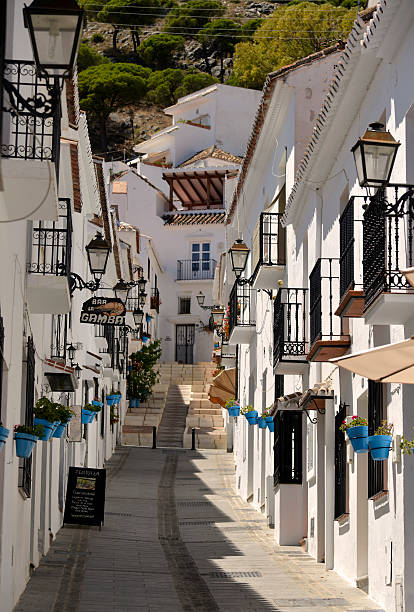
0;2;134;609
217;1;414;610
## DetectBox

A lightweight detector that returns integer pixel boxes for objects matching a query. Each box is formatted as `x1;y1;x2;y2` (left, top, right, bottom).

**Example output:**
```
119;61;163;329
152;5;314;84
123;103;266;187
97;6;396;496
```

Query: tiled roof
179;146;243;168
163;211;226;226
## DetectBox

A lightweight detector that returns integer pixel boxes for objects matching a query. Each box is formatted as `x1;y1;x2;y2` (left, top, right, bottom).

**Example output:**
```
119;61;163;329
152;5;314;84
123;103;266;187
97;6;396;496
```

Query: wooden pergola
162;170;226;209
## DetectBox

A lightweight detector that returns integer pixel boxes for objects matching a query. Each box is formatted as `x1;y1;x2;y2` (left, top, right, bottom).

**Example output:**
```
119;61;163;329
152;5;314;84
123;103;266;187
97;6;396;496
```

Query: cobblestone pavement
14;447;382;612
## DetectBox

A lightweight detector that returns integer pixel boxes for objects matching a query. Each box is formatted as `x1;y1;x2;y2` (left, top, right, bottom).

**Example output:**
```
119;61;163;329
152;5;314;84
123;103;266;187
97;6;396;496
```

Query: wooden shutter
70;143;82;212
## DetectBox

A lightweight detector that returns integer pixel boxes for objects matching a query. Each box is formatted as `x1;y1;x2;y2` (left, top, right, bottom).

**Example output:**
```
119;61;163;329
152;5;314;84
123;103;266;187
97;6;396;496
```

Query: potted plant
110;405;119;424
0;423;10;449
34;397;59;440
106;394;117;406
368;420;393;461
82;403;99;424
14;424;44;458
340;415;369;453
225;399;239;417
262;408;274;432
52;406;74;438
258;414;267;429
241;405;258;425
92;398;103;408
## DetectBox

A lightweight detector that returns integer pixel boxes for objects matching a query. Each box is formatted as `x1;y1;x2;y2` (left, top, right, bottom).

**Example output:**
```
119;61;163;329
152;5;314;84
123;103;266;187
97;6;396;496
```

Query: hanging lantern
229;239;250;278
351;122;400;187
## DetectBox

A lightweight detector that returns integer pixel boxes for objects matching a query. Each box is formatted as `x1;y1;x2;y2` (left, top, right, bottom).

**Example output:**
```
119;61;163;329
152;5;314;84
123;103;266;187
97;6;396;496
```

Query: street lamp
212;306;225;327
133;308;144;327
196;291;206;307
67;342;76;364
113;279;131;304
351;122;400;187
229;239;250;279
23;0;84;80
85;232;111;282
74;363;82;380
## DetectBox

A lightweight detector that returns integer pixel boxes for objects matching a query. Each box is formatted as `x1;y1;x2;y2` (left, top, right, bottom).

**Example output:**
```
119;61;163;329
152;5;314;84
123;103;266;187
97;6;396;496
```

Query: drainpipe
325;396;335;570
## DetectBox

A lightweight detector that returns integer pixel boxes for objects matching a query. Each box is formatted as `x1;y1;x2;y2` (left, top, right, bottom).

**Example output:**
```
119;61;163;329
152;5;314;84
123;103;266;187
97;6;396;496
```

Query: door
175;324;195;364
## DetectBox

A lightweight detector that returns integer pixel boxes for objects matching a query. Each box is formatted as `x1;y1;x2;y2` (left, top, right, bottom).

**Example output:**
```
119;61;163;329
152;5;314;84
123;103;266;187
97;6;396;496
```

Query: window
19;337;35;497
179;297;191;314
274;410;302;487
335;403;347;519
147;257;151;282
192;242;210;273
275;375;284;401
368;380;385;498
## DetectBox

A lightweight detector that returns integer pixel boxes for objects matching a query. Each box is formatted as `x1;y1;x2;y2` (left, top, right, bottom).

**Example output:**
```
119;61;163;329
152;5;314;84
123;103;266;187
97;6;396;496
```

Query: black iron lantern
23;0;84;80
138;277;147;291
229;239;250;278
74;363;82;380
113;279;130;303
85;232;111;281
351;122;400;187
212;306;224;327
196;291;205;307
139;290;147;308
133;308;144;327
67;342;76;363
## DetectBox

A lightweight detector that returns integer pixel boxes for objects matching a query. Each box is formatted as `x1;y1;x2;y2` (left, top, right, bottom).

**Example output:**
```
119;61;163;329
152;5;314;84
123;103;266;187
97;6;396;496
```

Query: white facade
0;2;132;609
218;2;414;611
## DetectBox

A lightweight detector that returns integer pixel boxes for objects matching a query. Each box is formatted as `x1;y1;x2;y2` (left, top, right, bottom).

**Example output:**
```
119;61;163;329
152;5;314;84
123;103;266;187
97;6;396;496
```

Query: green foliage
78;43;109;72
164;0;225;36
147;68;185;105
230;1;357;89
34;397;61;422
79;63;149;148
91;33;105;43
79;0;109;19
197;18;241;81
240;19;262;40
374;420;393;436
224;398;237;409
139;33;185;69
173;71;218;101
15;424;45;438
240;405;254;414
339;415;368;432
97;0;164;27
128;340;162;402
55;405;74;424
84;403;101;413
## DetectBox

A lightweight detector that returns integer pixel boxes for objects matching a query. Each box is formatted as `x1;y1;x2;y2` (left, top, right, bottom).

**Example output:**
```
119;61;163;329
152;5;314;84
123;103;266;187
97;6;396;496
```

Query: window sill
335;512;349;524
369;489;388;502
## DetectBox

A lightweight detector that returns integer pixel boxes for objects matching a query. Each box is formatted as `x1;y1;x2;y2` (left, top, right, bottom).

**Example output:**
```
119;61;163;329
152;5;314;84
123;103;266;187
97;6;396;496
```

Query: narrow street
15;447;381;612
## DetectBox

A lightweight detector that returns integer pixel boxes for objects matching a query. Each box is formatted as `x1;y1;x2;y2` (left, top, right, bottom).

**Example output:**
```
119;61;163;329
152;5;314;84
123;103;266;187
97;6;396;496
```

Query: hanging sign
63;466;106;527
80;297;126;326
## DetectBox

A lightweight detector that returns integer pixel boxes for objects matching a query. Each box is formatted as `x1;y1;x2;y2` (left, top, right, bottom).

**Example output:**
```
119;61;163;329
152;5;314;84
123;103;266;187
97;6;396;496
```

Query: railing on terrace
177;259;217;281
51;314;68;361
27;198;72;278
309;258;345;347
252;212;286;274
273;288;307;367
228;281;255;338
150;287;160;313
339;197;356;300
2;60;61;174
363;186;414;310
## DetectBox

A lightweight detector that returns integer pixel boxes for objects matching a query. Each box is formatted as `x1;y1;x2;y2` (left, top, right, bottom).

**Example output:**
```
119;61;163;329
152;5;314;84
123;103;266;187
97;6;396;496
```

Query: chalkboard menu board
63;467;106;527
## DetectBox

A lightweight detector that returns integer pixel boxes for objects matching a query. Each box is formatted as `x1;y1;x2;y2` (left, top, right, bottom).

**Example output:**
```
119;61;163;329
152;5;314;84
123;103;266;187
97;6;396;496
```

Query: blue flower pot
52;423;66;438
106;395;117;406
266;420;274;432
245;411;258;425
129;398;140;408
142;336;149;343
14;433;37;458
82;409;94;424
258;417;267;429
92;400;103;408
51;421;60;434
0;426;10;444
34;418;55;441
368;435;392;461
346;425;369;454
229;406;240;417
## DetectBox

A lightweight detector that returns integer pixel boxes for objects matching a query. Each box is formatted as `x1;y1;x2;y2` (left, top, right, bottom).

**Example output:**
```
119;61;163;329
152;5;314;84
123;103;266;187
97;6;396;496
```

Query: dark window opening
274;375;284;402
274;410;302;487
19;336;35;497
368;380;385;498
178;297;191;314
335;403;347;519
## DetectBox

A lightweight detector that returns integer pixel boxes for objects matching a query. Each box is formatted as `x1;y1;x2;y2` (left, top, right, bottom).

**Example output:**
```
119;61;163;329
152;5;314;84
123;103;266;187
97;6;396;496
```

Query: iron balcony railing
252;212;286;275
229;281;255;337
94;323;106;338
2;60;61;175
51;314;68;361
309;258;344;347
27;198;72;278
363;186;414;310
150;287;160;313
177;258;217;281
273;288;307;368
339;197;356;301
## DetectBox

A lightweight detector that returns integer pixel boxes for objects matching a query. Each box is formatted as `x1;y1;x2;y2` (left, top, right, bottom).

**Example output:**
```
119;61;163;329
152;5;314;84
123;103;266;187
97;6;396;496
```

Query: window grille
368;380;385;498
179;297;191;314
19;336;35;497
274;410;302;487
334;403;347;518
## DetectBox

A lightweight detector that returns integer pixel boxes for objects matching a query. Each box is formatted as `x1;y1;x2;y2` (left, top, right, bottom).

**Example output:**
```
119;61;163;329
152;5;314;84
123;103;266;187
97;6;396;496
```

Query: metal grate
273;288;307;367
179;520;217;526
339;197;356;299
176;500;212;507
206;571;262;578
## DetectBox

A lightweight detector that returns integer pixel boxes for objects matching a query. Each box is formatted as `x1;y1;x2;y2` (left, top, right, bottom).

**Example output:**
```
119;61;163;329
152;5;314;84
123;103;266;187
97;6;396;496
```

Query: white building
0;2;133;609
217;1;414;610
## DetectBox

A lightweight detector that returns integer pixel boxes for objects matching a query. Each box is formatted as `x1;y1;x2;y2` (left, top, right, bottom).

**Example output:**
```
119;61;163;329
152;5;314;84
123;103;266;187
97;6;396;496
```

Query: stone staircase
122;362;226;449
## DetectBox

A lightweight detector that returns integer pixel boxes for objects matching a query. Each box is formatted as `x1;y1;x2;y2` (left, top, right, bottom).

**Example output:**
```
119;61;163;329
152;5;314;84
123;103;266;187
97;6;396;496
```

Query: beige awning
209;368;236;408
330;336;414;383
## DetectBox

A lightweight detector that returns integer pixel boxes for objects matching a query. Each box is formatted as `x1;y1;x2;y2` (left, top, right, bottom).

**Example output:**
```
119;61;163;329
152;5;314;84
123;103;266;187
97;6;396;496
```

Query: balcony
177;259;217;281
1;60;60;221
220;341;236;368
335;197;364;318
273;288;308;375
307;258;350;362
229;281;255;345
362;187;414;325
50;314;68;361
251;213;286;289
94;323;108;351
150;287;160;313
26;198;72;314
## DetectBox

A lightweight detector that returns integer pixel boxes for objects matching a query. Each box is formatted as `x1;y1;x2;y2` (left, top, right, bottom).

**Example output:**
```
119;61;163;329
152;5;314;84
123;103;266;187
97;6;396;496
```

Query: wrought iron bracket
69;273;100;295
3;76;61;119
199;304;216;311
236;277;251;286
303;397;326;424
258;288;273;298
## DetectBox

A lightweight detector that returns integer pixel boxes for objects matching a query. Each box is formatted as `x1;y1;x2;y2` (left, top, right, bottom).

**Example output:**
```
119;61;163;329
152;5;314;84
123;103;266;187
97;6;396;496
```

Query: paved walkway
15;447;382;612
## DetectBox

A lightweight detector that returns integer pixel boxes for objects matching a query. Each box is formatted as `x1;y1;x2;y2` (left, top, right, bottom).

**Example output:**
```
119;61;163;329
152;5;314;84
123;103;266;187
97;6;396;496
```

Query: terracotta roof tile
179;146;243;168
163;211;226;226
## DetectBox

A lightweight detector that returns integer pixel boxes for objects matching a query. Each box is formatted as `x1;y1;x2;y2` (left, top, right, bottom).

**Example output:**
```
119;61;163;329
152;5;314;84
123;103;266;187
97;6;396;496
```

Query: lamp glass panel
364;142;397;184
231;249;248;274
352;145;365;186
88;249;109;276
30;14;80;74
196;293;205;306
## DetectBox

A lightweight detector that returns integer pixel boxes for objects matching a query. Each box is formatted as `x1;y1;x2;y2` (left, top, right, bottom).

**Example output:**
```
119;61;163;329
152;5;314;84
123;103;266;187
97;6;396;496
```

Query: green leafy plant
84;403;101;413
34;397;60;423
262;407;273;418
339;415;368;432
128;340;162;402
14;424;45;438
139;33;185;69
91;33;105;43
240;405;254;415
225;398;237;409
374;420;393;436
55;406;74;424
110;405;119;424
